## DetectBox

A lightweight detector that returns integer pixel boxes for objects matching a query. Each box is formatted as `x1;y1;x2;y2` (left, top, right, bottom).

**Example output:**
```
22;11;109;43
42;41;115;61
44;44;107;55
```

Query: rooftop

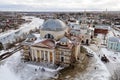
41;19;67;31
95;25;110;30
108;37;120;43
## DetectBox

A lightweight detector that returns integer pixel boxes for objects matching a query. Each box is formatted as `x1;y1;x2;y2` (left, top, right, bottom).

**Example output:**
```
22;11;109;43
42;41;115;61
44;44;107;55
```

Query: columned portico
52;51;55;64
48;51;50;62
31;49;34;61
34;50;37;61
31;47;55;64
43;51;46;61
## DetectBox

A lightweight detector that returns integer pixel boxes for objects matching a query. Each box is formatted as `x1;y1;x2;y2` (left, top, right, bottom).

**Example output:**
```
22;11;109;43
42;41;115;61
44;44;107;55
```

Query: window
60;52;64;62
41;50;44;60
111;43;113;49
60;42;67;45
81;40;84;44
61;57;64;62
44;33;54;39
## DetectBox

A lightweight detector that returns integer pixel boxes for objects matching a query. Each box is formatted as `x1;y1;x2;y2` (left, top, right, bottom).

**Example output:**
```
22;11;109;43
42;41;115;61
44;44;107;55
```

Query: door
61;56;64;62
50;52;53;62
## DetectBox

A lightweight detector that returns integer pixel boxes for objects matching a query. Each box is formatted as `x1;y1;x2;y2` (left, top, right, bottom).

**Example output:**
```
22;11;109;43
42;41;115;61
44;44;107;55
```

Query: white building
107;37;120;52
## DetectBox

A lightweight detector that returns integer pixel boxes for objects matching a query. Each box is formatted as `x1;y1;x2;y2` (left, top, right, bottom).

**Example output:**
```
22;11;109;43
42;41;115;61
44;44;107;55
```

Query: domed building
40;19;68;40
22;19;81;67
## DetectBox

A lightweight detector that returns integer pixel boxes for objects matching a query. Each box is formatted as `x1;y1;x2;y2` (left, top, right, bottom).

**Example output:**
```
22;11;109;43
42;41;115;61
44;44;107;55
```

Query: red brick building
94;25;109;36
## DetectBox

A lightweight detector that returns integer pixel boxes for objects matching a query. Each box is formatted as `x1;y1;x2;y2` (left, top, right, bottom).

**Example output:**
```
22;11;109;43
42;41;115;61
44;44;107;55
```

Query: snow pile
0;51;21;80
0;63;20;80
74;46;111;80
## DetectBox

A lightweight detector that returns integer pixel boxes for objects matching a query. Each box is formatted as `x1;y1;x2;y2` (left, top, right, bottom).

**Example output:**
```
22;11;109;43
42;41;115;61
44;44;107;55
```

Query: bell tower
81;10;88;29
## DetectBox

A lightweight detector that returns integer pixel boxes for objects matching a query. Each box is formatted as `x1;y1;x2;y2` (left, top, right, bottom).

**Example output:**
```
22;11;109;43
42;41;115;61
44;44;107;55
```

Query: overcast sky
0;0;120;11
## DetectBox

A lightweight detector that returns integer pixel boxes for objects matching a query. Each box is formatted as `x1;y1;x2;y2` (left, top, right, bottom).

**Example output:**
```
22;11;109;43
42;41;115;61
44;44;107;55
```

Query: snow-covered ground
88;27;120;80
100;48;120;63
75;46;111;80
99;48;120;76
0;51;58;80
0;47;111;80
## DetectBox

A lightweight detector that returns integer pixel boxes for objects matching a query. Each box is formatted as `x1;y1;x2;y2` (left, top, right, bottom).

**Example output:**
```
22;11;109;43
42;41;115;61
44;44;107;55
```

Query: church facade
22;19;81;67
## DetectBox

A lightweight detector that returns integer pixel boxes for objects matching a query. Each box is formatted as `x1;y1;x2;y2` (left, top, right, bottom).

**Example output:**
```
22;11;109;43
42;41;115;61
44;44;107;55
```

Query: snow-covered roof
41;19;67;31
59;37;70;43
108;37;120;43
95;25;110;30
22;33;43;46
27;33;36;39
33;39;56;49
70;29;81;35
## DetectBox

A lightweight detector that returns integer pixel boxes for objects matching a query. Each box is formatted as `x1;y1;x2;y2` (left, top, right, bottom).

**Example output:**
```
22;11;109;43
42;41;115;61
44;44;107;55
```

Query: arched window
81;40;84;44
86;39;89;45
60;52;64;62
44;33;54;39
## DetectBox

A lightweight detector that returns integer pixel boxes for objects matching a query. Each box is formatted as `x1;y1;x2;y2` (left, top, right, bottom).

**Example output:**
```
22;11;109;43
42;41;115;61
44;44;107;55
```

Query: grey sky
0;0;120;11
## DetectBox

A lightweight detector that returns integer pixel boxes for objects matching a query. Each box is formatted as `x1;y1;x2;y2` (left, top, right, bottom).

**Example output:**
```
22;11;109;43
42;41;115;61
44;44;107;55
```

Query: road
0;45;22;61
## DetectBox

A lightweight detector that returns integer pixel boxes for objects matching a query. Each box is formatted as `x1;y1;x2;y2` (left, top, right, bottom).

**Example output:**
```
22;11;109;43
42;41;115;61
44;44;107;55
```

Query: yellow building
22;19;81;67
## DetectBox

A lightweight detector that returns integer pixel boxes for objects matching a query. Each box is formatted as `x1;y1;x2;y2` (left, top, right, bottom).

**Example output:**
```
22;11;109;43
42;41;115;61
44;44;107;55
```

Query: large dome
41;19;66;31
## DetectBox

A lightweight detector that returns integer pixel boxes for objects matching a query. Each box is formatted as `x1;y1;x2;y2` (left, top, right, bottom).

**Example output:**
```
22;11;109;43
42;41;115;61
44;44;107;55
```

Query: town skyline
0;0;120;11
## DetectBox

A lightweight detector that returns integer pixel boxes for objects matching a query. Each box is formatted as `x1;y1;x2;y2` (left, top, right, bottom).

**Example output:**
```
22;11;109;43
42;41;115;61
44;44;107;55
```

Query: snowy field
0;51;58;80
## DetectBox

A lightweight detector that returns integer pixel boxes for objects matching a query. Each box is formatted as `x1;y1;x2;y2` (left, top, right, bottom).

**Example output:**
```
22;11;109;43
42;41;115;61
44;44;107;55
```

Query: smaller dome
41;19;67;31
59;37;69;43
59;37;72;46
26;33;36;42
